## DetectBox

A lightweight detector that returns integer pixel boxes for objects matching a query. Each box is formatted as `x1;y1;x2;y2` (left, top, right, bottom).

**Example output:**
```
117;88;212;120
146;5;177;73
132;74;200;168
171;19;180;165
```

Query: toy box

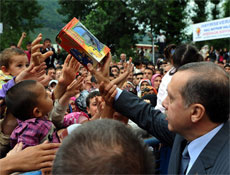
56;17;110;67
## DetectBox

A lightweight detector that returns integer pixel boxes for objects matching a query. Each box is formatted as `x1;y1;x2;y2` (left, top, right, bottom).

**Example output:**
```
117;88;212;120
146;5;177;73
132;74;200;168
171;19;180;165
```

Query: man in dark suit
90;60;229;174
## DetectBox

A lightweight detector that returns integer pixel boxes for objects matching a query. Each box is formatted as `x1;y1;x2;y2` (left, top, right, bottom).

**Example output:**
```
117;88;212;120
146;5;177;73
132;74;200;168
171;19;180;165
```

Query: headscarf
151;74;162;89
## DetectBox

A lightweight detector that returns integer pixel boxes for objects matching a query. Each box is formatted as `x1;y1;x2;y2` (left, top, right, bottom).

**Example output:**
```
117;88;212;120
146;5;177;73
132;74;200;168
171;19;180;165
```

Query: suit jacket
114;90;229;174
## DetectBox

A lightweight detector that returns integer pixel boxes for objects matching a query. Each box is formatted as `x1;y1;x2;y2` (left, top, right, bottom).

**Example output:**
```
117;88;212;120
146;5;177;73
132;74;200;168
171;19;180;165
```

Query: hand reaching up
54;54;81;99
31;33;53;66
58;54;81;86
15;62;47;84
111;57;133;87
58;77;84;107
87;52;111;85
99;82;117;106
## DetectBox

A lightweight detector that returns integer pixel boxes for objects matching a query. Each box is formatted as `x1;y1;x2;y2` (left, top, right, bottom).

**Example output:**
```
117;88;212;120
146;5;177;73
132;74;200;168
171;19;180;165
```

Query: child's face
35;82;53;116
8;55;28;76
87;96;100;117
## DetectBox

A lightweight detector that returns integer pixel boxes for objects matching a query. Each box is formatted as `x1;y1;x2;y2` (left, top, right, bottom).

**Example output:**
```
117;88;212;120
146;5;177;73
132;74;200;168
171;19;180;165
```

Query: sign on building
193;17;230;42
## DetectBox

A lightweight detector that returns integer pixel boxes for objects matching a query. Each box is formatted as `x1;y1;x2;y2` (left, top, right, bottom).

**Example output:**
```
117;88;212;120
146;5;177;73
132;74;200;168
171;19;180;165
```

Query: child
6;80;59;149
6;78;83;149
0;48;28;89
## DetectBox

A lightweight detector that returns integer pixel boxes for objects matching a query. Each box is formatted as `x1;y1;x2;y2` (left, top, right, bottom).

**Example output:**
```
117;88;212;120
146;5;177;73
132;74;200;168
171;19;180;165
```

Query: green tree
132;0;188;45
191;0;209;48
210;0;221;20
223;0;230;17
58;0;95;22
0;0;43;50
191;0;208;23
164;0;188;44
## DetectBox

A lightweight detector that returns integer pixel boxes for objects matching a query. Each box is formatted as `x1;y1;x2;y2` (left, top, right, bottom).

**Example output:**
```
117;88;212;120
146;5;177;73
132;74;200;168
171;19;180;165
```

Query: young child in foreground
6;80;58;149
6;79;83;149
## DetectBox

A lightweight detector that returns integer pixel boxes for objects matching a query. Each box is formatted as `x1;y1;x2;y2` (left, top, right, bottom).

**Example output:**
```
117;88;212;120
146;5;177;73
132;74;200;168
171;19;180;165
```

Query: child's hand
31;33;53;66
15;62;47;84
87;52;111;84
65;77;84;98
21;32;27;38
58;77;84;107
58;54;81;86
111;57;133;87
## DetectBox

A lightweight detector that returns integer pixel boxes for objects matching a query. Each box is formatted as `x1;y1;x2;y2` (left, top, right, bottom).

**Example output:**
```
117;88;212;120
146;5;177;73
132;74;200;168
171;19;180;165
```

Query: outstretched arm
17;32;26;49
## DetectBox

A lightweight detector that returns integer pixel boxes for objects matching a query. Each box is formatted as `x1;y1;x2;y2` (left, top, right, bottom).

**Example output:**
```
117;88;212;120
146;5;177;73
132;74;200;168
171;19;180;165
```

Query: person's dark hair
224;64;230;68
10;43;17;47
110;65;120;74
44;38;51;43
52;119;155;174
56;66;62;71
145;67;154;75
26;41;32;45
46;67;56;74
5;80;38;120
133;61;141;67
164;44;176;62
135;72;144;77
91;75;97;83
120;66;125;70
86;91;100;108
179;62;229;123
170;44;203;75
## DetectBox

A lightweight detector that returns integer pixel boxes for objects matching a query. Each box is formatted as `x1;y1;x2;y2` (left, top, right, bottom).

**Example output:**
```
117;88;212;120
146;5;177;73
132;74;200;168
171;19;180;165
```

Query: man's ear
190;104;205;123
1;66;10;75
33;107;42;118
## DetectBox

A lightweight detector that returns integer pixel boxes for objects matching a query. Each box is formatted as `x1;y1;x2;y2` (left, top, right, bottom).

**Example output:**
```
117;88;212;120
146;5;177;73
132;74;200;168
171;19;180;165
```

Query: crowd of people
0;32;229;175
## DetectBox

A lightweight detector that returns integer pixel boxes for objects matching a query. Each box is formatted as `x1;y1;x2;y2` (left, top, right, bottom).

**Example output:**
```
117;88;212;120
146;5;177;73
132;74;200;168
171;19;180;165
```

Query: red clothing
24;50;31;62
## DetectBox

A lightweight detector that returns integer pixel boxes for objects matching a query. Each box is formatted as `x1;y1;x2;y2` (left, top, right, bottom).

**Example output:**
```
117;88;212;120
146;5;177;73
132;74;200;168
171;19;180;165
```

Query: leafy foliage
191;0;208;23
30;0;67;43
58;0;95;22
0;0;43;50
131;0;189;45
223;0;230;17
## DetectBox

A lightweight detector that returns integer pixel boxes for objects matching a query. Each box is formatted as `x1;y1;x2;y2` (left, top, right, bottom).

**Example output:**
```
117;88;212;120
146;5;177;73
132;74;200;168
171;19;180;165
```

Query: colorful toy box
56;17;110;67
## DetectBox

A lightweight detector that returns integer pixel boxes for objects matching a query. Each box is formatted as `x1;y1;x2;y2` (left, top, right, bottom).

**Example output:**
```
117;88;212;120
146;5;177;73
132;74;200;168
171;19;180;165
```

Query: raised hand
99;82;117;106
31;33;53;66
58;54;80;86
58;77;84;108
54;54;81;100
111;57;133;87
87;52;111;84
15;62;47;84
